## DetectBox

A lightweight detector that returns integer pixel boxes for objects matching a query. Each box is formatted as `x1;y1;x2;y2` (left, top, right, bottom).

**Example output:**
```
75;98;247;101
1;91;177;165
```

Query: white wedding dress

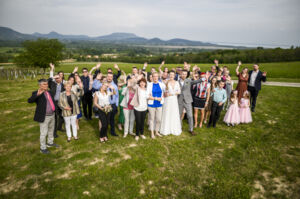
160;81;182;136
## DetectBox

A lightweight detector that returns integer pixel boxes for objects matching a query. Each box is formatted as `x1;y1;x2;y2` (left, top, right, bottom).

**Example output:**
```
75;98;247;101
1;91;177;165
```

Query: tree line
7;39;300;69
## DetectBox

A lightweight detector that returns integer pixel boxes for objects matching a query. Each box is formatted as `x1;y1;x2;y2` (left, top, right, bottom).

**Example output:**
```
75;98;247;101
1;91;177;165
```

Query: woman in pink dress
223;90;240;126
239;91;252;123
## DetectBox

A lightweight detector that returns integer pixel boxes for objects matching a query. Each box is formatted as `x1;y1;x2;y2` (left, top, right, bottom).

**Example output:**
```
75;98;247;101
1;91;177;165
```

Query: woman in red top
235;61;249;102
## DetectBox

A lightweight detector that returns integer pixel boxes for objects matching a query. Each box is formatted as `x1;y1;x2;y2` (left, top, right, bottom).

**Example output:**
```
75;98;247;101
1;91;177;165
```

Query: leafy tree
14;39;64;69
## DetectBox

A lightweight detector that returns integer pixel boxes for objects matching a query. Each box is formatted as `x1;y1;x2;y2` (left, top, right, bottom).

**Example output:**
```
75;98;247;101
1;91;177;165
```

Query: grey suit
178;78;202;132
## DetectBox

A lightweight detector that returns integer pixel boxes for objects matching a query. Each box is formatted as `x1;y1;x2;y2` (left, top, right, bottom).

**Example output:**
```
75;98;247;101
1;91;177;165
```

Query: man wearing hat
28;79;60;154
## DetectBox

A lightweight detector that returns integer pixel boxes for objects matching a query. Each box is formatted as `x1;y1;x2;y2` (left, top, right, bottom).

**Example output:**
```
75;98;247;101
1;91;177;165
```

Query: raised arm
261;71;267;82
114;64;121;79
191;78;203;85
158;61;165;76
214;59;219;68
28;90;42;103
49;63;55;78
72;66;78;74
236;61;242;76
142;62;148;71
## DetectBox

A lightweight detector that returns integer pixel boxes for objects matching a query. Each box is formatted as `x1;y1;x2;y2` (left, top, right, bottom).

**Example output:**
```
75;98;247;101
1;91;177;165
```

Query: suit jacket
177;78;202;104
248;70;266;90
28;90;55;123
48;78;65;100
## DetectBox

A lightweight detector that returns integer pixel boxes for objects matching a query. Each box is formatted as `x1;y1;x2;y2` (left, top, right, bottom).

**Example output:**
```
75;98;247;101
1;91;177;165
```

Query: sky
0;0;299;47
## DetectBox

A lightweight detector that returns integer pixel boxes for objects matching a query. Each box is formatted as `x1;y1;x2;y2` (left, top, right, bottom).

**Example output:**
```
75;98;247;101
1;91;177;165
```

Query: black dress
192;83;208;109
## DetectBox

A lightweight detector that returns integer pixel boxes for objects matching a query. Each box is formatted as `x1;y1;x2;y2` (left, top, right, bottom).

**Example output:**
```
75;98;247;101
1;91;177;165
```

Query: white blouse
134;89;148;112
95;91;111;107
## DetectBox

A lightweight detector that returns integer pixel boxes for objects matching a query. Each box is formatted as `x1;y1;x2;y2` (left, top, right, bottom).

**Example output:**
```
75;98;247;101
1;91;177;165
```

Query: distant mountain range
0;26;246;49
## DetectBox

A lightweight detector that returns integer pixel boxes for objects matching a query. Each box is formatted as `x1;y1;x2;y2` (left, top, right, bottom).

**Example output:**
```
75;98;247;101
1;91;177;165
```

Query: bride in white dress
160;71;182;136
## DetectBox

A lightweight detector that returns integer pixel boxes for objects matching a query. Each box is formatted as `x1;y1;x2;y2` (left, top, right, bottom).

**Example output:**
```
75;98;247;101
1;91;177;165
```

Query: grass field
0;77;299;198
1;61;300;82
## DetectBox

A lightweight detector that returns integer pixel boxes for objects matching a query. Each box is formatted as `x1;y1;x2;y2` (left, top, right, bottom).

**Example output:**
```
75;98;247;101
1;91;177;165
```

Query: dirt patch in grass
87;157;104;166
0;175;37;194
251;180;266;199
56;170;76;179
252;171;295;198
3;110;12;114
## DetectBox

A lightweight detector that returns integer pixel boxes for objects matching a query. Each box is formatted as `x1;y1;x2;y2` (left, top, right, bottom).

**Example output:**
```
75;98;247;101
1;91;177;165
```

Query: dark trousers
54;100;64;136
109;104;118;135
82;92;93;119
98;110;111;138
248;86;259;110
208;102;223;127
134;110;147;136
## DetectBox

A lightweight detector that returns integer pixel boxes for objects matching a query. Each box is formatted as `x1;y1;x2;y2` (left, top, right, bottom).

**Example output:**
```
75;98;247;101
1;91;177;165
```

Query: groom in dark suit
247;64;267;112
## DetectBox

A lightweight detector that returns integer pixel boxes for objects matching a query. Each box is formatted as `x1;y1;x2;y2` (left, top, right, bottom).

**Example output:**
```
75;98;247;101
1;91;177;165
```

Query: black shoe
88;118;92;120
84;117;88;120
251;108;255;112
207;125;211;128
40;149;50;154
47;143;60;148
213;125;216;128
54;134;58;138
111;133;118;136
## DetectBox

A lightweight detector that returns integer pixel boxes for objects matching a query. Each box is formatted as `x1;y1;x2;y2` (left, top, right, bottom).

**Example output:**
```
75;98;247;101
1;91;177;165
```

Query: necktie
109;88;113;100
45;91;55;111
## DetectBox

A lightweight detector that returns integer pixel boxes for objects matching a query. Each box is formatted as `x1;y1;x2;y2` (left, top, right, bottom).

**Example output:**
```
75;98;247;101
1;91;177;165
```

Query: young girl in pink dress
223;90;240;126
239;91;252;123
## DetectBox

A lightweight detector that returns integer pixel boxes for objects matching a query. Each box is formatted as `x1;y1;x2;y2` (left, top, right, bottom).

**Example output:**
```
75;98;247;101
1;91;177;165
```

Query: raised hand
144;62;148;68
214;59;219;66
193;65;198;71
49;63;55;70
73;66;78;73
114;64;119;70
161;61;165;65
262;72;267;76
37;88;44;96
96;63;101;69
238;61;242;66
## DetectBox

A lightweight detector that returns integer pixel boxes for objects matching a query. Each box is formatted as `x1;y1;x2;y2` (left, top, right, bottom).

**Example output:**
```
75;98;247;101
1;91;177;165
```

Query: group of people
28;60;267;154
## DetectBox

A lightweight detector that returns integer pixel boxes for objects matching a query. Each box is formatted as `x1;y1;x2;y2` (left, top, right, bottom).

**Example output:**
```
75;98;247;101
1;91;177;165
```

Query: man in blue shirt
107;72;119;136
208;80;227;128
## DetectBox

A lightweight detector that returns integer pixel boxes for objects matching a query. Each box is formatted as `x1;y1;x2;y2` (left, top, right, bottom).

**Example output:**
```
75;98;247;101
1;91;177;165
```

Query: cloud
0;0;299;46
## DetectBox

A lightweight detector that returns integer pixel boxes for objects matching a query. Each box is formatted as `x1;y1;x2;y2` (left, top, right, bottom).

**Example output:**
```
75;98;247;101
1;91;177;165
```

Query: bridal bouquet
103;105;112;113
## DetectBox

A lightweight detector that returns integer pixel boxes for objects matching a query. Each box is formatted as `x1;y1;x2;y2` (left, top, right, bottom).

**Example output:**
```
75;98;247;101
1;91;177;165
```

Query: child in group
239;91;252;123
223;90;240;126
207;80;227;128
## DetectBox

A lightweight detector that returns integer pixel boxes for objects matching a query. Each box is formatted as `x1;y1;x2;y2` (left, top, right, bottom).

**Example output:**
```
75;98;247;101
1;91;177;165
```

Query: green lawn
1;61;300;82
59;61;300;80
0;78;299;198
